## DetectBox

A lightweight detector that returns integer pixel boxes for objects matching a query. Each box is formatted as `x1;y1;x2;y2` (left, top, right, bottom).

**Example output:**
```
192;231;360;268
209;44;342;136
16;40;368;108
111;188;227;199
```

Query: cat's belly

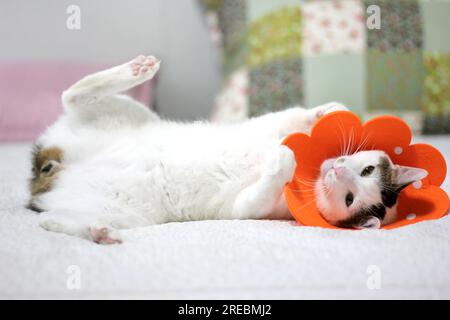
38;148;267;222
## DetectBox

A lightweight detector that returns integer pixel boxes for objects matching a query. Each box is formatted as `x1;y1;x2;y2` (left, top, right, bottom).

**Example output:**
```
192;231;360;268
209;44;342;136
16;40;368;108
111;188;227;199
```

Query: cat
28;55;427;244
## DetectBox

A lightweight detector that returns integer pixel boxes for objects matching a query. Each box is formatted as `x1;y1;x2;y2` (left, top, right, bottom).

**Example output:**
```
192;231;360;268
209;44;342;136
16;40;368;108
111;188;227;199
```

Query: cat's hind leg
232;145;296;220
62;55;159;105
62;55;161;127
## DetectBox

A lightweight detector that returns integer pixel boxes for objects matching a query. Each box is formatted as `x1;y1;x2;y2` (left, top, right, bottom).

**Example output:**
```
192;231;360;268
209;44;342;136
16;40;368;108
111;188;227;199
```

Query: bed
0;137;449;299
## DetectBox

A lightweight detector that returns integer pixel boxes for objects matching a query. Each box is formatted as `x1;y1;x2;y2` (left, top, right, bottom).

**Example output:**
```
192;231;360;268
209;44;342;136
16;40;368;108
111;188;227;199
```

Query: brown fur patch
29;144;64;196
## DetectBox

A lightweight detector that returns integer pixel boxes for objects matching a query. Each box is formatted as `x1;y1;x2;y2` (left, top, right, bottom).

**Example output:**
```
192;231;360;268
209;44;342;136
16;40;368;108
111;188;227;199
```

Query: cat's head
314;150;428;229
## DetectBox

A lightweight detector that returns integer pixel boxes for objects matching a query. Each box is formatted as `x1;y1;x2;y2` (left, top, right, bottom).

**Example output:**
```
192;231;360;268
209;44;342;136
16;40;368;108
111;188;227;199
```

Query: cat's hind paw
131;55;160;76
89;226;122;245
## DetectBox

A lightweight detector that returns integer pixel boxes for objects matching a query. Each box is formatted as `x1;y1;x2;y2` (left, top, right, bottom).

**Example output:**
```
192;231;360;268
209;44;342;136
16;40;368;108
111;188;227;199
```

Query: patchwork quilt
201;0;450;134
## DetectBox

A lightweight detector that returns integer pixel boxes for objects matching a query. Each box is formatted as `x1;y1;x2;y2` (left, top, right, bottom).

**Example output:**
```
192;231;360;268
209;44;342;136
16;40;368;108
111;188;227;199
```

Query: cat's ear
393;165;428;191
356;216;381;230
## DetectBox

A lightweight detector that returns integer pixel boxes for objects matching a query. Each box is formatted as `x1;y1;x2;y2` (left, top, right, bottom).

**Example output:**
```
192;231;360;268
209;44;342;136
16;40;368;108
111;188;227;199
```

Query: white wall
0;0;221;120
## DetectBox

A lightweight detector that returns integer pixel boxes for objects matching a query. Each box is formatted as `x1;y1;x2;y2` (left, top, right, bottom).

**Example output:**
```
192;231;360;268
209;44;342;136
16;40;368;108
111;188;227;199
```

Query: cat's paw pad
89;227;122;245
131;55;159;76
316;102;349;118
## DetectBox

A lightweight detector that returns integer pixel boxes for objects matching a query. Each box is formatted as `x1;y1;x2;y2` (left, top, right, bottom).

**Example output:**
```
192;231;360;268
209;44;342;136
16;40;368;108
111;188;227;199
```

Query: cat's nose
336;157;346;164
334;167;345;177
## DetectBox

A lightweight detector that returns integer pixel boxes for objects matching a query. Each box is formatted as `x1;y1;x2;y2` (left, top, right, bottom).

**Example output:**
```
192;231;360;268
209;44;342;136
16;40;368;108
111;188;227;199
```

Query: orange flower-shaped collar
282;111;449;230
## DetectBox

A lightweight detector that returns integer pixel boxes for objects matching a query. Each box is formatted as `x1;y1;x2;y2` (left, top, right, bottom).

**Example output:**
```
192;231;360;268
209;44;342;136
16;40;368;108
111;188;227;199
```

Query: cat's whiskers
362;175;397;192
287;178;327;195
337;121;347;157
380;183;398;193
348;127;357;156
293;177;317;187
345;128;351;156
294;183;331;213
354;133;371;154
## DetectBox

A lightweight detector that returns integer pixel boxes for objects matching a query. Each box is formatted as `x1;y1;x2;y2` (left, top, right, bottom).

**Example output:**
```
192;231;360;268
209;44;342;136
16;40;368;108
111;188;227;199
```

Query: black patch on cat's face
379;156;407;208
337;204;386;229
381;189;399;208
379;156;398;207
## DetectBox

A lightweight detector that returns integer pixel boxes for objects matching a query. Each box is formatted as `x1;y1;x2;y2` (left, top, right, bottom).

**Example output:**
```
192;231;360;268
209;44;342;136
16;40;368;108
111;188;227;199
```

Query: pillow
0;62;156;142
200;0;450;134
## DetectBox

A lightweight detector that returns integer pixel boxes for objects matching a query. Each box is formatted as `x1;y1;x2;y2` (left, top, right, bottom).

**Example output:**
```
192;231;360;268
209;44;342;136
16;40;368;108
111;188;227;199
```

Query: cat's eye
361;165;375;177
41;163;53;174
345;192;354;207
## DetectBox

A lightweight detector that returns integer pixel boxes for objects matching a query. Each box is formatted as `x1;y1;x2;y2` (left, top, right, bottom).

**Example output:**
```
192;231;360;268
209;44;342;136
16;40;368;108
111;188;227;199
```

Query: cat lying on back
28;55;427;244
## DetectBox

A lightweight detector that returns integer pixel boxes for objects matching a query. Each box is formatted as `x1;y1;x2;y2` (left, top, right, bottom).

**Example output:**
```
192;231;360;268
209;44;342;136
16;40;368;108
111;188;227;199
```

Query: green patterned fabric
423;53;450;134
248;7;302;67
200;0;450;134
367;51;424;112
249;57;303;114
365;0;425;115
421;0;450;134
248;6;303;113
366;0;423;52
202;0;305;116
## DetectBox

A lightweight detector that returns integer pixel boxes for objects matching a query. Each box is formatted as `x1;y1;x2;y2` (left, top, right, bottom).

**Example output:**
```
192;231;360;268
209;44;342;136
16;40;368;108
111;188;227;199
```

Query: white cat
28;55;427;244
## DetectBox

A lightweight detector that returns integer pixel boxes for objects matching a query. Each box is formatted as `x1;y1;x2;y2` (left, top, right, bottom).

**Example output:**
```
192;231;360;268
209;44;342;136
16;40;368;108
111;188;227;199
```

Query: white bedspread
0;138;449;299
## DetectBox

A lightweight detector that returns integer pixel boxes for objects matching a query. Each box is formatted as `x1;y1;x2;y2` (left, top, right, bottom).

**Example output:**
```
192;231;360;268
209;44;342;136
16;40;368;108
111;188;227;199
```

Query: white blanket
1;139;449;299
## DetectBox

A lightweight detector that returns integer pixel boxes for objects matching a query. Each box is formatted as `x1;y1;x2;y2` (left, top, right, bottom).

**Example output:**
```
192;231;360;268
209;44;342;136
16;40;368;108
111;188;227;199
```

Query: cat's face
315;150;428;229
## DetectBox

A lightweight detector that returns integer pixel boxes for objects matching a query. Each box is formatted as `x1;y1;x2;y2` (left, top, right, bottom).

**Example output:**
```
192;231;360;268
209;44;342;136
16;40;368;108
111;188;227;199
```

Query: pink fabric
0;62;155;142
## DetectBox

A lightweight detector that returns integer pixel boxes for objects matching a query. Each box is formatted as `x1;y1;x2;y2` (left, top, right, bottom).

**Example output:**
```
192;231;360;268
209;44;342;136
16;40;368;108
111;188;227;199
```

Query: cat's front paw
131;55;160;76
265;146;296;184
278;146;297;183
315;102;349;118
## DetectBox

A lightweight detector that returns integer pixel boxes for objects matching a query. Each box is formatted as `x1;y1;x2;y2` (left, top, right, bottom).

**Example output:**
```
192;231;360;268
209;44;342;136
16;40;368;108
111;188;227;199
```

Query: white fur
33;55;348;243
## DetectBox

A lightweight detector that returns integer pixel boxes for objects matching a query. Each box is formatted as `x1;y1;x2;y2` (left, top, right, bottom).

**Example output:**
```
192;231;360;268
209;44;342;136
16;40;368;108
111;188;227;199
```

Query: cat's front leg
232;145;296;220
311;102;349;118
279;102;348;138
39;211;91;240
